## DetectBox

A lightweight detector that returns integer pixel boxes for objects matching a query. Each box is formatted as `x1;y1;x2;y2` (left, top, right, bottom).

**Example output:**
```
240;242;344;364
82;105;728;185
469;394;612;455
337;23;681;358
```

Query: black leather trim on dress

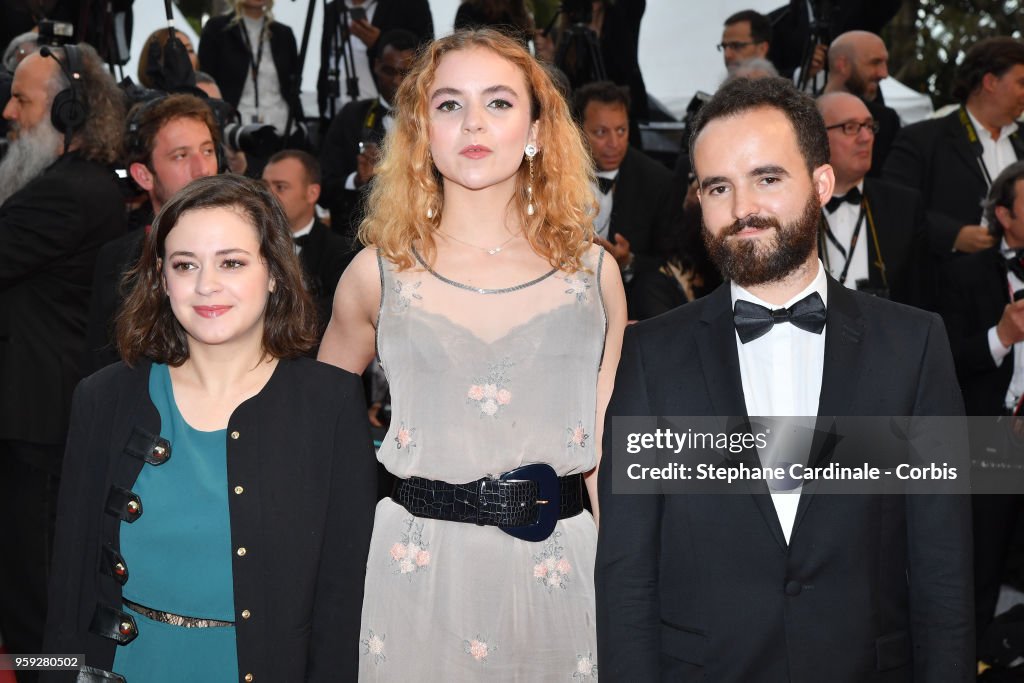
76;665;127;682
123;426;171;466
100;544;128;585
88;604;138;645
104;486;142;523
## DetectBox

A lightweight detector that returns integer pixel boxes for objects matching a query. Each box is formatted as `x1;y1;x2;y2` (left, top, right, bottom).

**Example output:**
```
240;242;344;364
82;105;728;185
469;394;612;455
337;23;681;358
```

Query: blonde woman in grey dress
319;29;626;680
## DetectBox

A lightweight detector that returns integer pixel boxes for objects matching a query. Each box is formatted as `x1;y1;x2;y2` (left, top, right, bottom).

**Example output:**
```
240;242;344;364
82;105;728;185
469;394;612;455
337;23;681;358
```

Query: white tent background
128;0;933;124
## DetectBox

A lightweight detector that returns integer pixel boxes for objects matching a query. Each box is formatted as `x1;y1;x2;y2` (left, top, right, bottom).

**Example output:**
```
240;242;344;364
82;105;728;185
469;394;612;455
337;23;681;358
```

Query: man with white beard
0;42;126;674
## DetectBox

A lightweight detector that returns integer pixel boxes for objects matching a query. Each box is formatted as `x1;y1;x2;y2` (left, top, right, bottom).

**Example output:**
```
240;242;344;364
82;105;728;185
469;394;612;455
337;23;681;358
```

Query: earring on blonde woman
525;144;537;217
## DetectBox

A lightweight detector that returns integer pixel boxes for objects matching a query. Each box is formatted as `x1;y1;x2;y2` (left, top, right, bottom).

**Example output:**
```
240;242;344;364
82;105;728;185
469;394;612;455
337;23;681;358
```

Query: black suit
883;108;1024;253
866;99;901;178
318;97;386;235
607;147;680;315
86;226;147;372
41;358;375;682
316;0;433;119
198;14;304;123
823;178;930;308
938;247;1018;639
0;151;127;666
597;277;973;682
298;218;354;336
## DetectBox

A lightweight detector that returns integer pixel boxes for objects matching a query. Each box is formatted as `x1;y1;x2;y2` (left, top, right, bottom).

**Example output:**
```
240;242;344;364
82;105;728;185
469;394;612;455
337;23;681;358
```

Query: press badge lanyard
239;18;267;122
821;199;888;289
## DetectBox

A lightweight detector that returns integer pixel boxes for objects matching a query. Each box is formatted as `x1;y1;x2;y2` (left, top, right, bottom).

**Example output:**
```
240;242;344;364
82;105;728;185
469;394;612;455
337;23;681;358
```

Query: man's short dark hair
572;80;630;122
378;28;420;54
984;160;1024;233
689;76;829;174
124;93;221;168
267;149;321;185
952;37;1024;102
724;10;772;45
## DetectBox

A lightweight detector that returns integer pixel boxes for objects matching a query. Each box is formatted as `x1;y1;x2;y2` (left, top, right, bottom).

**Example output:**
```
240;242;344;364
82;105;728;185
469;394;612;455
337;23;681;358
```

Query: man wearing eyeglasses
719;10;772;74
822;30;902;176
817;92;928;307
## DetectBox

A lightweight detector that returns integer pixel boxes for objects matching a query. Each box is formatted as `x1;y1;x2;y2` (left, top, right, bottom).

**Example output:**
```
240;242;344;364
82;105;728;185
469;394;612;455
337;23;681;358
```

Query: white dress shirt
292;217;315;256
591;168;619;241
988;238;1024;410
822;181;869;290
966;107;1019;222
732;260;829;542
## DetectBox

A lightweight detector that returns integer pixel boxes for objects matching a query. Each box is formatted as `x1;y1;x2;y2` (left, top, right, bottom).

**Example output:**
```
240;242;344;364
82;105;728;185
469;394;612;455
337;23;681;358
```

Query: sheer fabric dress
358;244;607;681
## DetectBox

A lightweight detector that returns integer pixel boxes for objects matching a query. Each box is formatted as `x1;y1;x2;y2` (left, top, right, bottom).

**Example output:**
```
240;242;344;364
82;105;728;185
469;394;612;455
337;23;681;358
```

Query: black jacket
0;152;126;448
198;14;304;122
299;219;355;335
42;357;376;682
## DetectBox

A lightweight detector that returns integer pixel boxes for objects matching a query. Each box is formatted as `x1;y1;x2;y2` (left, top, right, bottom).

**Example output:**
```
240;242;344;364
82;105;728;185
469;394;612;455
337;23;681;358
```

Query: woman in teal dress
43;174;376;682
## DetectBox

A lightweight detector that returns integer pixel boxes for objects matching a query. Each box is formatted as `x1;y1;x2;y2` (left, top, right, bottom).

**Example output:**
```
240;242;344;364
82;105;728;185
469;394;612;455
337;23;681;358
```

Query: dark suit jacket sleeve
883;125;964;254
42;377;100;675
595;326;663;680
307;371;376;681
939;257;1002;378
907;315;975;679
0;176;93;287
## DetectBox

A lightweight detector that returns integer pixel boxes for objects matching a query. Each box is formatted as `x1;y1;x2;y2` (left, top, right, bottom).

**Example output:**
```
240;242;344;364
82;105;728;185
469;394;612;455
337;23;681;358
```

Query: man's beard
846;70;875;101
0;120;63;205
703;191;821;288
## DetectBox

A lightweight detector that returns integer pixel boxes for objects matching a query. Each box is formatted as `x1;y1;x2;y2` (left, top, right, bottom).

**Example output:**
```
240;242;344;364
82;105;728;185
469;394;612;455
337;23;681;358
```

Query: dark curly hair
116;174;318;365
952;37;1024;103
689;76;829;174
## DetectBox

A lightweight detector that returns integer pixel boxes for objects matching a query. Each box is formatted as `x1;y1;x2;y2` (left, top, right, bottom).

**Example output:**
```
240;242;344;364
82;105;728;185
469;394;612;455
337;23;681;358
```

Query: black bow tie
597;176;616;195
733;292;827;344
825;187;862;214
1006;250;1024;281
294;234;310;247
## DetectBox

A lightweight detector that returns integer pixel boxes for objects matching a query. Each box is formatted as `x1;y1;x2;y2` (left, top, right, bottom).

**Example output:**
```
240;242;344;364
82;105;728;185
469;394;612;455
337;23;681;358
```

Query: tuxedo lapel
944;113;987;186
790;278;865;537
697;285;788;550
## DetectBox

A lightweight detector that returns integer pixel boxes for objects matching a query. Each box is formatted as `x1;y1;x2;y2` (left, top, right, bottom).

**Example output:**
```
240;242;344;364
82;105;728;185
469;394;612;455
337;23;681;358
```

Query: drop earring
525;144;537;217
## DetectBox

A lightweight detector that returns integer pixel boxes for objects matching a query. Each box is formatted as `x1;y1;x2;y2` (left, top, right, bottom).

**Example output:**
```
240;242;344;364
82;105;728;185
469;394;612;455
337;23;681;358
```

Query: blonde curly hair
359;28;597;272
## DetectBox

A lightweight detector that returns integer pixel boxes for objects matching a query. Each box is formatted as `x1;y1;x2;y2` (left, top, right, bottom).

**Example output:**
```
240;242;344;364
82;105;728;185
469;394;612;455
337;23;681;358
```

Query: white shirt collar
966;105;1019;142
595;168;619;180
292;216;315;239
730;258;829;311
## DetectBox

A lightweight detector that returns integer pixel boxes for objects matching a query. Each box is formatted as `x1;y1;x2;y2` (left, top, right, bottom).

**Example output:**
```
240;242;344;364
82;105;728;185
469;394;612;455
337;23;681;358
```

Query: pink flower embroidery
496;389;512;405
399;559;415;574
556;558;572;574
467;385;484;400
361;629;386;664
394;423;416;450
463;636;494;662
533;531;570;591
573;652;598;679
567;422;590;448
480;399;498;416
416;550;431;567
483;383;498;399
533;563;548;578
389;543;406;561
390;517;431;577
466;359;514;417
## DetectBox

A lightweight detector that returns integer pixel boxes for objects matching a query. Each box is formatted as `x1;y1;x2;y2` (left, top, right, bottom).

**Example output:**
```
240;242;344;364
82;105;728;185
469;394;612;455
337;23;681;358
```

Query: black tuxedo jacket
318;97;383;233
299;219;354;335
316;0;434;119
939;247;1011;415
866;99;901;178
883;109;1024;253
198;14;304;121
831;177;929;308
596;278;973;682
609;146;680;276
0;152;126;448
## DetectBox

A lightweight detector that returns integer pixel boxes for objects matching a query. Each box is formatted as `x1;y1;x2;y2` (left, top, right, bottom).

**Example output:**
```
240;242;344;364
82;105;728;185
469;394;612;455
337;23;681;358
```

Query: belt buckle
499;463;559;542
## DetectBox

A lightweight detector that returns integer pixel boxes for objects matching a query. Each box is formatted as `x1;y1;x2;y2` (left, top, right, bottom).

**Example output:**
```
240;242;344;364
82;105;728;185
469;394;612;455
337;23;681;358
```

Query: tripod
795;0;836;94
553;18;607;91
323;0;362;121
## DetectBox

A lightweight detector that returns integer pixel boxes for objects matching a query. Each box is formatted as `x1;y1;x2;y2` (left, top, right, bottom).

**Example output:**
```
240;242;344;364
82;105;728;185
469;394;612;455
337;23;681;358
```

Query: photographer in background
0;42;126;677
86;93;222;371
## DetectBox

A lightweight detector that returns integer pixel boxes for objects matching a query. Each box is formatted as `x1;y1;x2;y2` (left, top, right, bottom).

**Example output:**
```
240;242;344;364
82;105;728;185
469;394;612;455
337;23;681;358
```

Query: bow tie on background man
733;292;827;344
294;234;311;248
825;186;862;214
1005;249;1024;281
596;177;616;195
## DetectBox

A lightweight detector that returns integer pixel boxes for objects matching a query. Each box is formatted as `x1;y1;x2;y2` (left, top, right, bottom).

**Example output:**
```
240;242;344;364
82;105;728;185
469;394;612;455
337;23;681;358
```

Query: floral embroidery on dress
361;629;386;664
562;275;592;304
572;652;599;679
389;516;431;576
463;635;495;662
532;531;571;591
467;358;514;417
567;421;590;448
390;280;422;313
393;422;416;451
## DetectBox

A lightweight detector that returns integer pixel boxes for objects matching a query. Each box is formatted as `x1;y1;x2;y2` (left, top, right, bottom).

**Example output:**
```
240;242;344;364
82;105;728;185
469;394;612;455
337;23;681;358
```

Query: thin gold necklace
438;229;519;255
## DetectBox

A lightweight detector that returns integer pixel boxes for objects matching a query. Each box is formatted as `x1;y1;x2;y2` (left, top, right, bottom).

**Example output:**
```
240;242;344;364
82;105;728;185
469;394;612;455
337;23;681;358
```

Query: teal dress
112;363;239;681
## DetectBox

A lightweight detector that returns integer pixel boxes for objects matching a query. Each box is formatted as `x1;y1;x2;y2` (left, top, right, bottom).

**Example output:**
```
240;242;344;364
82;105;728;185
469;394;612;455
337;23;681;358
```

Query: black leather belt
393;463;584;542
